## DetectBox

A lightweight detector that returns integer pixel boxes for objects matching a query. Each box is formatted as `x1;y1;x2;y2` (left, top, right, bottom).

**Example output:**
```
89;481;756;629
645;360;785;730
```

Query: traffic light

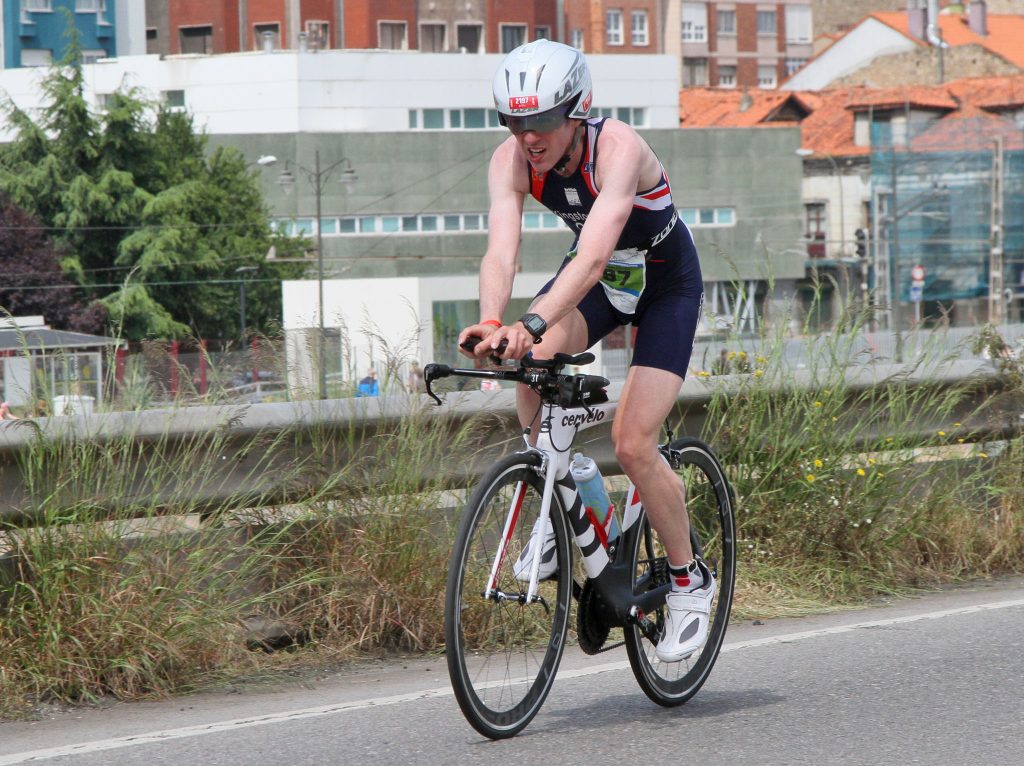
855;228;868;258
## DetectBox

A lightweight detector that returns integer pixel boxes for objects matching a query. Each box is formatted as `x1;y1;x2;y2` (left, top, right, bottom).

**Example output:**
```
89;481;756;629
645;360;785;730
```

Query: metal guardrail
0;359;1020;529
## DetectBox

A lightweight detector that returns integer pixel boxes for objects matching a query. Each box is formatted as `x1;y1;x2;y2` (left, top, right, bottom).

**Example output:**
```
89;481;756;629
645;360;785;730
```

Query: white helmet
492;40;593;130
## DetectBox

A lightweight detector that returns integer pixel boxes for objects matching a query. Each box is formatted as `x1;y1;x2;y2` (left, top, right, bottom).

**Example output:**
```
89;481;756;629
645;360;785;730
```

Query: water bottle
570;452;620;544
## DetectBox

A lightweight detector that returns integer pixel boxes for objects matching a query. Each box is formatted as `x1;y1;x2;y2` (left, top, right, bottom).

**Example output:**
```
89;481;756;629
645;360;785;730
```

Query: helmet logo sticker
509;95;539;112
581;91;592;113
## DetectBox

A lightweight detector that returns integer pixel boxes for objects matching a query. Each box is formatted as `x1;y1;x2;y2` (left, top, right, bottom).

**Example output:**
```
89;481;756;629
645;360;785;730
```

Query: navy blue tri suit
532;118;703;379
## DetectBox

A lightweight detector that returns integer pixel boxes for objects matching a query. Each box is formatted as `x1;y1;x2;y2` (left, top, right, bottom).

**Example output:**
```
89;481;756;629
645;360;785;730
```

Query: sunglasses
499;106;571;135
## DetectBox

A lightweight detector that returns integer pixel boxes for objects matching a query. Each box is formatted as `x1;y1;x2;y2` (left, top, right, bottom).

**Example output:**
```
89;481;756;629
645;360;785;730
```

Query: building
681;73;1024;330
663;0;814;90
0;47;804;383
1;0;145;69
784;3;1024;91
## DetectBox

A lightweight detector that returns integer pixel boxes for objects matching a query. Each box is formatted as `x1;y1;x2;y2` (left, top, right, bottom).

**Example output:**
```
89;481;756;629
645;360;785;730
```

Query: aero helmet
493;40;593;130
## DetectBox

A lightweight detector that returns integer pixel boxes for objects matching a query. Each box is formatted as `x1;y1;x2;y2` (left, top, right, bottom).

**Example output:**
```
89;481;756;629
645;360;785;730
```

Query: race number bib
599;247;647;314
568;246;647;315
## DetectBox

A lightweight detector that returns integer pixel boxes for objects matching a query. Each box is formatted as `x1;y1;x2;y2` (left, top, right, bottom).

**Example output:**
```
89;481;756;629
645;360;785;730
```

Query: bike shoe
512;519;558;582
656;558;716;662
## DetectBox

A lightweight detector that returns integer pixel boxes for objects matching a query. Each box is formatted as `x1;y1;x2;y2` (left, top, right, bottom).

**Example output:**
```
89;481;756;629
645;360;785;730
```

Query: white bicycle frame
485;396;646;604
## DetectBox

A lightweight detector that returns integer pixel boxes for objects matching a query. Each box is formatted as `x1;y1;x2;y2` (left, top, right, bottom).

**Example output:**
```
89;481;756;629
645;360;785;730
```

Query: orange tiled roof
872;11;1024;68
678;73;1024;157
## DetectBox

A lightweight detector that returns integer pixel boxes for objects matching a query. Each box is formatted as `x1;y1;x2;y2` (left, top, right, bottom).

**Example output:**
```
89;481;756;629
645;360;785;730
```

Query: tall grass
1;307;1022;717
696;301;1024;615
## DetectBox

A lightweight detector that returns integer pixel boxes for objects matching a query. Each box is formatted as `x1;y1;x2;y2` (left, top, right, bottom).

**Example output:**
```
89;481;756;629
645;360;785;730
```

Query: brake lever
422;363;449;406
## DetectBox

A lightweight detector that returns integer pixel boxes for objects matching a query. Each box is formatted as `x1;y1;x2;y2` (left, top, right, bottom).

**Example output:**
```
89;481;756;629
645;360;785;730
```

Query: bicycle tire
444;452;573;739
623;437;736;706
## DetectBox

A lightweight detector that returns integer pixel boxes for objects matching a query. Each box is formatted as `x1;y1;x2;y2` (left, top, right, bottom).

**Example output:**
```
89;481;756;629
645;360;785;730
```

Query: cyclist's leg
612;365;692;564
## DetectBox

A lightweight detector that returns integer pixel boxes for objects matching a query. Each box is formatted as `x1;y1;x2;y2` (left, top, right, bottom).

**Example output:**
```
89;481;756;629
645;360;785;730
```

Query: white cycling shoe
656;560;716;663
512;519;558;582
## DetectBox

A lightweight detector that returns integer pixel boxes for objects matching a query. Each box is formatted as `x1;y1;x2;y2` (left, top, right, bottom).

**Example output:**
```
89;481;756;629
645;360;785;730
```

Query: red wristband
480;319;502;328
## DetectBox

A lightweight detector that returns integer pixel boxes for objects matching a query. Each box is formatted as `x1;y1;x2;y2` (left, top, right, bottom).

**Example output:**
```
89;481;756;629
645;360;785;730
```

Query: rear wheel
444;453;572;739
624;437;736;706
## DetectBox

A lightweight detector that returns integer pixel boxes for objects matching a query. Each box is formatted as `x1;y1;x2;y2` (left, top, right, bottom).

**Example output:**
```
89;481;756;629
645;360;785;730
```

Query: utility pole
989;136;1005;325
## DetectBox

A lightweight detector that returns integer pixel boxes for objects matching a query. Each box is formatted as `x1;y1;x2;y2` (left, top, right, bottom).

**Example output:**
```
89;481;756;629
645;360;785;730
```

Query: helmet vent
534;64;546;91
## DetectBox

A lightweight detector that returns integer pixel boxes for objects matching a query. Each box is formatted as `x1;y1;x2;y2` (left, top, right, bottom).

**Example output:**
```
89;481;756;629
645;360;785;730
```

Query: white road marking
2;597;1022;764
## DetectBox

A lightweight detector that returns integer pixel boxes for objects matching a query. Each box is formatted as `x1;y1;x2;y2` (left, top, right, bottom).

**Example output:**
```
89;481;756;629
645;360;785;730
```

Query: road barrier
0;359;1020;530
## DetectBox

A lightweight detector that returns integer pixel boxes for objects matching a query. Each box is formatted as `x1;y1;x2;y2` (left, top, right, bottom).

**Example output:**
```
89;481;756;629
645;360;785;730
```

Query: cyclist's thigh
631;289;702;379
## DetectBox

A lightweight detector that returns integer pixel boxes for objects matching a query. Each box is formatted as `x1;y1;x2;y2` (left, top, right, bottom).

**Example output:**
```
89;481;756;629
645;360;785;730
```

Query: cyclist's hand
488;322;534;362
457;324;498;359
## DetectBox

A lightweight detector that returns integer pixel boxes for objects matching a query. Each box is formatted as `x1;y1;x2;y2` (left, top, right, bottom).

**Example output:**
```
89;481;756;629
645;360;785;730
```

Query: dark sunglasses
498;106;571;135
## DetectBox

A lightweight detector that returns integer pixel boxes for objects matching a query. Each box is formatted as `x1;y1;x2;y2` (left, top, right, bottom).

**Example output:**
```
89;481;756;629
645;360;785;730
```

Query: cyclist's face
508;115;578;173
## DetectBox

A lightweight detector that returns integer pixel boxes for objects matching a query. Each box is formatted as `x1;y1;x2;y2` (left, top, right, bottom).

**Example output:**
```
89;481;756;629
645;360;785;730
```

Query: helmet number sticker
509;95;539;112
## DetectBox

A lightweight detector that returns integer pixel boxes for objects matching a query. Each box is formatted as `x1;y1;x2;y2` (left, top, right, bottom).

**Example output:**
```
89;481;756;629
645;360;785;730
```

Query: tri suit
532;117;703;379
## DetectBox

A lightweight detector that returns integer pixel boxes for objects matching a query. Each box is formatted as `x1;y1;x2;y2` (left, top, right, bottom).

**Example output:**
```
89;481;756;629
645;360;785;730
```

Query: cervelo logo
509;95;539;112
561;409;605;428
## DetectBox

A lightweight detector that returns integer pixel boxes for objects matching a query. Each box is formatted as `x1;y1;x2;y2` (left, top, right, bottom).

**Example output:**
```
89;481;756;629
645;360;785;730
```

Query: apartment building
1;0;144;69
665;0;814;90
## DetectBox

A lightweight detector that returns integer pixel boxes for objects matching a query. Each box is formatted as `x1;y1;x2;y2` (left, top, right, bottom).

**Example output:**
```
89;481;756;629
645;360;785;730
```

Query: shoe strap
667;592;712;614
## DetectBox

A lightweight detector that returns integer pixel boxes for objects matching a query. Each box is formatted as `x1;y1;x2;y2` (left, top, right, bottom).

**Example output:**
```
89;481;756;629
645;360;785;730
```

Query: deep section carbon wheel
444;453;572;739
623;437;736;706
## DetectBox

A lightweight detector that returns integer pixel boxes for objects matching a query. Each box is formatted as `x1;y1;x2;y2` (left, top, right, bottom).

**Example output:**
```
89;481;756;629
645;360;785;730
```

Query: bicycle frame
497;396;670;627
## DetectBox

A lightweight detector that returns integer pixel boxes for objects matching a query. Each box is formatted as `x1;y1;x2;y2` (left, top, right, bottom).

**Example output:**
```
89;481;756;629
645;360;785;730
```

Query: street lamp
235;265;258;342
277;151;357;399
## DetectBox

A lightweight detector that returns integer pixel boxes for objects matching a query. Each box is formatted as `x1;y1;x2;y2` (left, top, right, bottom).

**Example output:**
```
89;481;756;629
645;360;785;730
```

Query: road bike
424;347;736;739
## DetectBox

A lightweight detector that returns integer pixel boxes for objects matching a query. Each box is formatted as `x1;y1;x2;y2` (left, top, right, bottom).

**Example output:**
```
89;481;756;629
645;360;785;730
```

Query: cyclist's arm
458;138;529;355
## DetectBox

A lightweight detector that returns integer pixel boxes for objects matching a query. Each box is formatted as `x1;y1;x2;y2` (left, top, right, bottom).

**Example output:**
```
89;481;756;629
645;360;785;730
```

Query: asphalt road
1;577;1022;766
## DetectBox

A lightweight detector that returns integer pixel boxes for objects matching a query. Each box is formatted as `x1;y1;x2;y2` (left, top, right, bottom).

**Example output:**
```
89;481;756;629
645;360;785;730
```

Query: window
81;49;107;64
21;48;53;67
757;10;776;35
163;90;186;108
571;28;584;50
423;108;444;129
804;203;826;257
23;0;51;10
420;23;445;52
679;208;736;227
717;9;736;36
682;3;707;43
718;65;736;88
786;58;807;76
758;64;777;89
180;25;213;55
146;27;159;55
456;23;482;53
592;107;646;126
75;0;103;10
535;26;550;40
683;58;708;87
631;10;648;46
606;10;623;45
500;24;526;52
785;6;811;43
306;20;329;50
254;23;280;50
379;21;407;50
408;108;500;131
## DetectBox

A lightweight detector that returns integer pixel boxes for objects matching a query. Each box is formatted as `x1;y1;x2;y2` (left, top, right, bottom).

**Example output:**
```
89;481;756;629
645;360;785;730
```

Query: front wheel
444;453;573;739
624;437;736;706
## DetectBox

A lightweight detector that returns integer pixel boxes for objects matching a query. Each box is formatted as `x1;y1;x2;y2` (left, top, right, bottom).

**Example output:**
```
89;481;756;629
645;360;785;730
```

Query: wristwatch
518;313;547;344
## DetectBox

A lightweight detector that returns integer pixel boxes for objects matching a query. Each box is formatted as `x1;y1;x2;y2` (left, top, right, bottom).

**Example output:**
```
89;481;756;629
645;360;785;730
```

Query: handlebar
424;337;609;410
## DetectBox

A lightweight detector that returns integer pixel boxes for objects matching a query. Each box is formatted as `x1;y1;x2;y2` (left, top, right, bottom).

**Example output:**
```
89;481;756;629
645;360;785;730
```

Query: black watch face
523;314;545;336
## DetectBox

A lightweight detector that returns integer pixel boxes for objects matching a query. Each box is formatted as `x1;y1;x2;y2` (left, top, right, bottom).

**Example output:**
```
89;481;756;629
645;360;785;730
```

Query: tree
0;27;304;342
0;193;106;333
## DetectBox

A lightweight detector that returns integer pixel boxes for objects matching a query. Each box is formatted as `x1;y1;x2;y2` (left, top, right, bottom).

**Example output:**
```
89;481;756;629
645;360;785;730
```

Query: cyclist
458;40;711;662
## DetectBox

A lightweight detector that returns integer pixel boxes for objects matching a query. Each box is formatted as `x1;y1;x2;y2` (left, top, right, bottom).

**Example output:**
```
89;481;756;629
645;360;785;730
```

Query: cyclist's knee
613;430;657;475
